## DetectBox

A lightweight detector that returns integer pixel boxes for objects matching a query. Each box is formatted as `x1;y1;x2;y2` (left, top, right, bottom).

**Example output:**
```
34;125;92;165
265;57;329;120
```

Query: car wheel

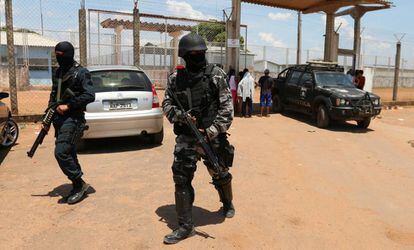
151;128;164;145
1;119;19;148
357;118;371;129
316;105;330;128
272;95;284;113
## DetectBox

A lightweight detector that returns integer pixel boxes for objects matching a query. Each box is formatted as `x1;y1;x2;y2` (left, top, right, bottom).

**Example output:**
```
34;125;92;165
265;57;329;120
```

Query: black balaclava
184;52;207;73
55;41;75;72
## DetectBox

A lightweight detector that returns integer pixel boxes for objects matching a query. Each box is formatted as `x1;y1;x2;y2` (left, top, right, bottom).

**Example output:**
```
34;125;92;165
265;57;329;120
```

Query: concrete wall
372;67;414;88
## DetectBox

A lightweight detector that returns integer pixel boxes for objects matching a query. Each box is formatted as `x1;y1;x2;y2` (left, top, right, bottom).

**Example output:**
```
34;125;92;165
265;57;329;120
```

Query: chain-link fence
1;0;80;115
86;9;248;88
1;0;414;116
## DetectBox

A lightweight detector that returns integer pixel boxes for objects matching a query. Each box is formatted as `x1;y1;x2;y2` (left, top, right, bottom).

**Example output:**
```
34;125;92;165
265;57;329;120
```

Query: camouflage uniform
162;64;235;230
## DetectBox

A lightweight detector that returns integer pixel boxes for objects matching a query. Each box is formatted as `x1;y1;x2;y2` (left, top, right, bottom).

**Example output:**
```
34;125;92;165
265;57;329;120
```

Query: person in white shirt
237;68;255;117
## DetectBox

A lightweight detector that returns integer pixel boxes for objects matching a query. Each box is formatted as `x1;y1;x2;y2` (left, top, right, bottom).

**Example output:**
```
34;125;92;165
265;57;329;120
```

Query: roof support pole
336;5;390;70
229;0;241;73
114;25;124;65
324;11;335;62
169;31;182;71
353;15;361;71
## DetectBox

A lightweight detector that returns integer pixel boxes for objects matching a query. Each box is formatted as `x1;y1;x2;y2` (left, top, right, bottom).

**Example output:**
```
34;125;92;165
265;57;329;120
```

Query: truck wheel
151;128;164;145
272;95;284;113
357;118;371;129
316;105;330;128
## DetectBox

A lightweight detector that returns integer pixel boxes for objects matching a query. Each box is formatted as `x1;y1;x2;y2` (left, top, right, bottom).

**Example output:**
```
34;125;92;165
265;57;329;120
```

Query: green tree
192;23;244;45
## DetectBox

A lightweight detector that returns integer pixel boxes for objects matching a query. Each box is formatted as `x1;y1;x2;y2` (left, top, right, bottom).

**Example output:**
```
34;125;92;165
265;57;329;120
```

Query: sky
3;0;414;67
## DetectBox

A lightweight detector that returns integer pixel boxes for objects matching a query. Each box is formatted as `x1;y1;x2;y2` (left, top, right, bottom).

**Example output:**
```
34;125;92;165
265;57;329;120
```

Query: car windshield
314;72;355;88
90;70;152;92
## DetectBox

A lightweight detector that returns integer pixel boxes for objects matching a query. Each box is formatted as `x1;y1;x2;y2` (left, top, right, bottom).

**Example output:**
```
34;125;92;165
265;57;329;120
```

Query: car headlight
373;99;380;106
335;98;349;106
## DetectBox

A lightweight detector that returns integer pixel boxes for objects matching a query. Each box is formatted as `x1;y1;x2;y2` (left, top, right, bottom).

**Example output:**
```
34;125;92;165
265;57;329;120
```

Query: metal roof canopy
224;0;392;71
100;19;193;33
241;0;391;13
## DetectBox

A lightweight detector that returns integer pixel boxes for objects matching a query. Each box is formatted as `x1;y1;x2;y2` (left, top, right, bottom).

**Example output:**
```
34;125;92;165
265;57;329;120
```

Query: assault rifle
27;89;75;158
166;87;227;179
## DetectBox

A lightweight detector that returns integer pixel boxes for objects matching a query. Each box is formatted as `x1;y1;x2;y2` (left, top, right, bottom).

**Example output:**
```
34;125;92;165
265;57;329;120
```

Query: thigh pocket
56;122;77;145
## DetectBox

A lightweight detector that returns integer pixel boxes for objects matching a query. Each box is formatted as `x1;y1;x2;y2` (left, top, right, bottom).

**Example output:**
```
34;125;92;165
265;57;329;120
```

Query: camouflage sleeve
206;67;234;139
162;73;180;124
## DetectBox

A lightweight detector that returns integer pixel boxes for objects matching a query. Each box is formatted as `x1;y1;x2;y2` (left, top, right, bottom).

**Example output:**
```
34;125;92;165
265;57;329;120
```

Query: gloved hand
172;108;187;123
206;125;219;140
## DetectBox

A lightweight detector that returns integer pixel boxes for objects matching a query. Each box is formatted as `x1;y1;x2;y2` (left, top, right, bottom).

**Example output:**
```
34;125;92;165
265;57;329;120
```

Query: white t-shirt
229;75;237;91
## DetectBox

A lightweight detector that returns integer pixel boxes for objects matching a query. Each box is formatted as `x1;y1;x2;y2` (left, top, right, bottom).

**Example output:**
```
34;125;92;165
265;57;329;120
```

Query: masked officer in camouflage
162;33;235;244
44;41;95;204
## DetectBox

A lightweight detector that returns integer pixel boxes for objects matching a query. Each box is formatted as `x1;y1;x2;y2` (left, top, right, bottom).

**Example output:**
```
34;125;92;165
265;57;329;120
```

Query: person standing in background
228;69;238;111
355;70;366;90
258;69;274;117
237;69;255;118
346;69;355;83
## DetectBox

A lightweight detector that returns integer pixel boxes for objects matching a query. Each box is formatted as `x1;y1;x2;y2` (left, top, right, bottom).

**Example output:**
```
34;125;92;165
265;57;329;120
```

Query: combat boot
214;175;235;218
164;188;195;244
67;178;90;205
164;225;195;244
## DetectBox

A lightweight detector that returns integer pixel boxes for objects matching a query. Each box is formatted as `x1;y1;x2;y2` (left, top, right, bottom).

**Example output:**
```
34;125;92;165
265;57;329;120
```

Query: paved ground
1;108;414;249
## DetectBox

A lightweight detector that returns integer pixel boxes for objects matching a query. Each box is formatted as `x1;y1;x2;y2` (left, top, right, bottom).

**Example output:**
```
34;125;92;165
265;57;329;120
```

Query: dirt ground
1;106;414;249
1;87;414;116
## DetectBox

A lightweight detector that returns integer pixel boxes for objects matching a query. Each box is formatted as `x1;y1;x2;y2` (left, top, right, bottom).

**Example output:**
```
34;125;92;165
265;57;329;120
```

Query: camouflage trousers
172;134;230;185
171;133;233;228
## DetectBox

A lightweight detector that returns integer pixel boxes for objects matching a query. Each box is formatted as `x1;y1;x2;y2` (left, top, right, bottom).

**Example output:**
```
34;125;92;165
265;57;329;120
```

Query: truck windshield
314;72;355;88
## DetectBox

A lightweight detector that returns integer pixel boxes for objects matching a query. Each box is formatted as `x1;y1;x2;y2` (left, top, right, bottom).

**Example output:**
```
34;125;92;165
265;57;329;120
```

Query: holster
215;134;235;168
71;122;89;145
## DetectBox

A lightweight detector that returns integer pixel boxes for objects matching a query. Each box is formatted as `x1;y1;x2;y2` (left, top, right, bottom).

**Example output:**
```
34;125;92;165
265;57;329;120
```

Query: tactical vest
173;64;219;135
55;64;81;101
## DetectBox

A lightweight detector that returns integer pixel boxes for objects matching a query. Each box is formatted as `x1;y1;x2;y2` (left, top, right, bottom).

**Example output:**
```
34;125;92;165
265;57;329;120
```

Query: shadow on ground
78;136;161;155
0;146;12;166
279;110;375;133
31;183;96;204
156;204;225;239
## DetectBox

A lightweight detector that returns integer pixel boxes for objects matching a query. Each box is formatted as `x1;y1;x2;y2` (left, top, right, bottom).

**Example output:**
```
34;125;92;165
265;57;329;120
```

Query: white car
83;65;163;144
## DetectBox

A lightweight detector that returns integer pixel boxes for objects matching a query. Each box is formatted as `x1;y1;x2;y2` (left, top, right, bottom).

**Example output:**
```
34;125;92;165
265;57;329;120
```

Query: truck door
297;72;314;111
285;70;303;107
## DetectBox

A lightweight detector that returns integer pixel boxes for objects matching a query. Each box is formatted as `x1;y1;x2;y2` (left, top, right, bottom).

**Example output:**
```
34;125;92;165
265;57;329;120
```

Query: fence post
5;0;18;115
78;0;87;66
392;41;401;101
296;11;302;64
133;1;140;67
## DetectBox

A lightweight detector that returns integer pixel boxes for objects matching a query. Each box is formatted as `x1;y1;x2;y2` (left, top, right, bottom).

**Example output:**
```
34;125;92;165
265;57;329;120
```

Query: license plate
109;101;133;110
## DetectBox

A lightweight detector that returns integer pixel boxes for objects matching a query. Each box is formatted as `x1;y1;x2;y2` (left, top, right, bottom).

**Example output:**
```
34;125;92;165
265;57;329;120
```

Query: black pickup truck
271;62;381;129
